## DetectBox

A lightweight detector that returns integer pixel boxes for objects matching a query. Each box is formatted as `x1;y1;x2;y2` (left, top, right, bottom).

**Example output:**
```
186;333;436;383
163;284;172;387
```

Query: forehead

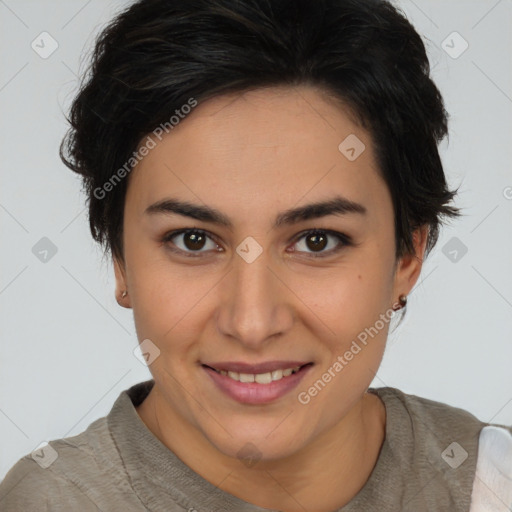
126;85;390;224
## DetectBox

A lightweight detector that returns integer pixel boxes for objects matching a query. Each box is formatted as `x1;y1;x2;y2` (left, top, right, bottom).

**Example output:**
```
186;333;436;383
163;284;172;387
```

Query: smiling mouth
202;363;313;384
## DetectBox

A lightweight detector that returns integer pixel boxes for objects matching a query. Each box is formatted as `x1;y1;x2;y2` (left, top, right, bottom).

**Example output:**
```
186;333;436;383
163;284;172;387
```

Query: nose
216;245;294;350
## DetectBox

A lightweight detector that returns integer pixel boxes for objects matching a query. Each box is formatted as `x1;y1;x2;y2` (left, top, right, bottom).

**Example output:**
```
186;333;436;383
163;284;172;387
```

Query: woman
1;0;510;510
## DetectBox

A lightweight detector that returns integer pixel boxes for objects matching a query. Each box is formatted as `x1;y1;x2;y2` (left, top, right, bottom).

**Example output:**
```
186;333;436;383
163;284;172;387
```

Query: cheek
126;252;223;371
292;256;393;334
293;258;394;399
125;248;194;346
299;269;391;411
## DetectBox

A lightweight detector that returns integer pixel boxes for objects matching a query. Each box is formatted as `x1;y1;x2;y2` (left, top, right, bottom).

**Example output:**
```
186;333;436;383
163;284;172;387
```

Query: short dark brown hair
60;0;460;266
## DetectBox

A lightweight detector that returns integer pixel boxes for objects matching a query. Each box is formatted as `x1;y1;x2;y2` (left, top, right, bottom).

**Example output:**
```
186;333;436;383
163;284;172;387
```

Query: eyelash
161;228;352;259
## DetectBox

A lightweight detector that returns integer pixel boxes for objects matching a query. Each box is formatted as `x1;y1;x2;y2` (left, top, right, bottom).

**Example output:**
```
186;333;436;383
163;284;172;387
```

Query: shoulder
0;416;125;511
368;386;512;511
0;455;73;511
374;386;485;428
370;386;489;510
470;425;512;511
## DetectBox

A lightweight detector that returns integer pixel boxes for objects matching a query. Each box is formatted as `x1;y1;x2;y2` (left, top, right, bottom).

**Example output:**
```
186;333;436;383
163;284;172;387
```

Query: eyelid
161;227;352;258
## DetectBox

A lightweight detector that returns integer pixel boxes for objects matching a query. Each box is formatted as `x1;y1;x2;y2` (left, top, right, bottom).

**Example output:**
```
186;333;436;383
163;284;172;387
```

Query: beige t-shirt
0;379;509;511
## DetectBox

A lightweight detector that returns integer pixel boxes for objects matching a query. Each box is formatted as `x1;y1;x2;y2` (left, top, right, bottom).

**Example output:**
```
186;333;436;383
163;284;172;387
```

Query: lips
201;361;313;405
202;361;311;374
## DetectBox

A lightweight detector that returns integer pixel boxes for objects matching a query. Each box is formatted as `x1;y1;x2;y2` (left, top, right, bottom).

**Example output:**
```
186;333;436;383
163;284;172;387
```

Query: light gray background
1;0;511;480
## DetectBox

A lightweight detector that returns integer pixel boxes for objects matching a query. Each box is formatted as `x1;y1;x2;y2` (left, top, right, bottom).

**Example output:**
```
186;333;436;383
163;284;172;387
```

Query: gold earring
121;291;128;298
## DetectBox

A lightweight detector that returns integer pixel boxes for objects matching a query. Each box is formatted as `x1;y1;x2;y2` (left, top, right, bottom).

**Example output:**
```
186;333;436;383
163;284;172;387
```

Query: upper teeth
214;366;302;384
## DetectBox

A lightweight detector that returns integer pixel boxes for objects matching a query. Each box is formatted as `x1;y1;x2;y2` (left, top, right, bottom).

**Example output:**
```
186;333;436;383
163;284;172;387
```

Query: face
114;85;425;462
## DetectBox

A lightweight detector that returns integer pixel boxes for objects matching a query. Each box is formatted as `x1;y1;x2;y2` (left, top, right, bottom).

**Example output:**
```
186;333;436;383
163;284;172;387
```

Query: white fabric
469;425;512;511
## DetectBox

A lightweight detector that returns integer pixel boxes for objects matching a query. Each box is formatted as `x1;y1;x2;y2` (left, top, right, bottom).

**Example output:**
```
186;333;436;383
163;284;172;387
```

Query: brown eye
292;229;351;257
305;232;328;252
163;229;220;256
183;231;207;251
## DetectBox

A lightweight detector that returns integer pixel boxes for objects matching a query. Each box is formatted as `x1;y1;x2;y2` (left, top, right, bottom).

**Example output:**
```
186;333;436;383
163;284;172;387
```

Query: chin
200;418;312;465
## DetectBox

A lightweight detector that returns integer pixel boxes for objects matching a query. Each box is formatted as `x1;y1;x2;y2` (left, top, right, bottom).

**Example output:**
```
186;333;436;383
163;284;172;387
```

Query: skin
113;85;428;512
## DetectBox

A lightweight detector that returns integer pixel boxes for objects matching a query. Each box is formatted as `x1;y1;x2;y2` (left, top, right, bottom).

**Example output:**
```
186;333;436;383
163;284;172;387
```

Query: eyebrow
144;195;367;229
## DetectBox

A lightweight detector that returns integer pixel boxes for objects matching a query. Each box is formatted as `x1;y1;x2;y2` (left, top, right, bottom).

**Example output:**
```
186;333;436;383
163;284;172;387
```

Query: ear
392;224;429;303
114;256;132;309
